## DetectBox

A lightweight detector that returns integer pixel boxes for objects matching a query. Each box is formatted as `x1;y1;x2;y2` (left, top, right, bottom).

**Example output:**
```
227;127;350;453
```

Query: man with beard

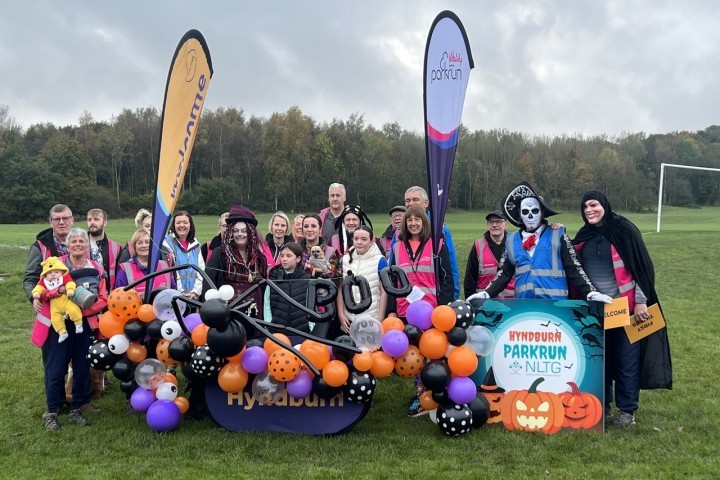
87;209;122;292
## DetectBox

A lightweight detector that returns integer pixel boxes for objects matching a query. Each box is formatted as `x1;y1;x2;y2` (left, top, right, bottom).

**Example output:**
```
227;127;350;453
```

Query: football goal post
656;162;720;232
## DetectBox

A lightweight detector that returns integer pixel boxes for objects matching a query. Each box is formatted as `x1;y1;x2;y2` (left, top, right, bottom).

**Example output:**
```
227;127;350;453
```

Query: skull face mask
520;197;542;232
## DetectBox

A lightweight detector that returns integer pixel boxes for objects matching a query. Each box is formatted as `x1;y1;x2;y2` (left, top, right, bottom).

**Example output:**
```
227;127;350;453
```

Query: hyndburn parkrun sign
205;378;371;434
470;299;605;434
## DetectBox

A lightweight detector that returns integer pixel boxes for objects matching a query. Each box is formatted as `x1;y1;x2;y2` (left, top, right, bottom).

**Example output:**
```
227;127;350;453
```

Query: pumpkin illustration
500;377;564;434
559;381;603;429
478;367;505;424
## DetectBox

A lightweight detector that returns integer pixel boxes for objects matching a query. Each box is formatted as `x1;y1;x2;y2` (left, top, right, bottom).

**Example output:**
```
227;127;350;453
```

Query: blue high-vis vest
505;227;569;300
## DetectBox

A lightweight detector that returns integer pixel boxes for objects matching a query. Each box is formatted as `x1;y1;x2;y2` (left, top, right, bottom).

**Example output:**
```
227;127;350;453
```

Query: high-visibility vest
506;228;568;300
392;239;439;318
574;241;637;310
120;260;172;295
474;238;514;298
106;238;121;291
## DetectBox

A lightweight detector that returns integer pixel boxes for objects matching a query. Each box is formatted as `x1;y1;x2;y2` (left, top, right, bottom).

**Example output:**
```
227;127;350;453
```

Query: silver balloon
348;315;383;352
252;371;286;405
152;288;185;321
134;358;167;389
464;325;495;357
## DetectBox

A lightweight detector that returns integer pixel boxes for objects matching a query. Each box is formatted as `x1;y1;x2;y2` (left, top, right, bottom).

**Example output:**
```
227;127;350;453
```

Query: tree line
1;104;718;223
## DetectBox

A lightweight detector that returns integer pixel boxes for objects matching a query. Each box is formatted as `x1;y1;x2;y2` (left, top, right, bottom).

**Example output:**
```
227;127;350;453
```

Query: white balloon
218;284;235;301
464;325;495;357
348;315;383;352
205;289;220;300
161;320;182;341
156;382;178;401
429;408;437;424
108;334;130;355
152;288;185;321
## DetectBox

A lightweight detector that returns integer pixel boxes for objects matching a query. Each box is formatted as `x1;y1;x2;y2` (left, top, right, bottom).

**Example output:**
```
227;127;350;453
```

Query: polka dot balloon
435;403;473;437
449;300;474;329
342;370;376;403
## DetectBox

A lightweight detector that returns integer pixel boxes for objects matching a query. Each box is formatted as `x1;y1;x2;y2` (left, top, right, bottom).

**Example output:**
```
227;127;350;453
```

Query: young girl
337;226;387;333
265;242;312;333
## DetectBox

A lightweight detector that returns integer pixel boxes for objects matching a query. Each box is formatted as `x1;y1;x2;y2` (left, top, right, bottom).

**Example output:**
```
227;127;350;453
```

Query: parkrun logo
226;390;345;410
171;73;206;199
431;51;463;83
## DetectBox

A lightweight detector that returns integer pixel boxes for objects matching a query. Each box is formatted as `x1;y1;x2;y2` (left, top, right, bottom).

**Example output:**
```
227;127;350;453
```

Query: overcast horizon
2;1;719;137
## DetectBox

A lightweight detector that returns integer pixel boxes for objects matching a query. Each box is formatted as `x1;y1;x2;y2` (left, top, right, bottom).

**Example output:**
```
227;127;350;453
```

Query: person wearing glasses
379;205;405;259
464;210;515;299
201;212;229;264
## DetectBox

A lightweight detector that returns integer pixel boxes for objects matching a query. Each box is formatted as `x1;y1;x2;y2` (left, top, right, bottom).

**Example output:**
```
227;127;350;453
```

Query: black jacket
268;264;312;333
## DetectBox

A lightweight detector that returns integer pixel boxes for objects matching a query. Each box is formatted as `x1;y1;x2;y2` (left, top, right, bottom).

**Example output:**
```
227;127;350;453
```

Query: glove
587;291;613;304
466;291;490;302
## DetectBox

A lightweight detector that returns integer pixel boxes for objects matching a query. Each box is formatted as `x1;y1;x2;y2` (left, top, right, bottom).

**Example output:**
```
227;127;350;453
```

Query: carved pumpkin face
500;377;564;434
480;391;505;424
559;381;603;429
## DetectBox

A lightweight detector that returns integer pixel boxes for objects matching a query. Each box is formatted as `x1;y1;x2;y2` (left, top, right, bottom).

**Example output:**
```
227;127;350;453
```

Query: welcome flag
423;11;473;293
148;30;213;297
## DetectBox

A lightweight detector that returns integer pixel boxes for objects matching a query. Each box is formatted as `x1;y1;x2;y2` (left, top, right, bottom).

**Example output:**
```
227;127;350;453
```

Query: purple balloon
130;387;156;413
182;313;202;335
286;369;313;399
241;346;269;374
406;300;433;331
447;376;477;405
381;330;410;357
146;399;181;432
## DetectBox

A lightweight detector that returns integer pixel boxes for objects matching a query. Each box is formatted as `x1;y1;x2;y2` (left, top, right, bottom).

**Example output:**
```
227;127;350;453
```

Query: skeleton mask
520;197;542;232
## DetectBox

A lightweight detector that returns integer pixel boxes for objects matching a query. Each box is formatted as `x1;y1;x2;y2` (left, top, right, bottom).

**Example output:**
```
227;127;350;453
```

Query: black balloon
431;390;449;404
168;336;195;362
342;370;376;403
206;320;247;358
332;335;357;362
447;327;468;346
468;393;490;428
112;357;135;382
190;345;225;378
449;300;475;329
146;319;164;339
181;361;204;383
123;319;147;341
420;360;452;392
435;403;473;436
403;324;422;346
119;379;138;395
312;375;341;400
200;298;231;329
245;338;264;349
86;340;121;371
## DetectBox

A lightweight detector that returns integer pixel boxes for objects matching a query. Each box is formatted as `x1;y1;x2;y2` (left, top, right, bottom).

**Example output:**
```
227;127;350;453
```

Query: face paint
520;197;542;231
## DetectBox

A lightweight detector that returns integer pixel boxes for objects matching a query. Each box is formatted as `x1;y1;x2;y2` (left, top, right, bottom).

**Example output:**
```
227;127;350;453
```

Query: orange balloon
226;347;245;364
352;351;374;372
382;317;405;334
268;349;302;382
419;390;439;410
136;304;156;323
447;346;479;377
164;372;179;386
107;288;142;321
322;360;349;387
126;343;147;363
299;340;331;371
98;311;126;339
191;324;209;346
419;328;449;360
173;396;190;414
264;334;291;355
218;363;249;393
156;338;180;367
393;345;425;378
431;305;456;332
369;351;395;378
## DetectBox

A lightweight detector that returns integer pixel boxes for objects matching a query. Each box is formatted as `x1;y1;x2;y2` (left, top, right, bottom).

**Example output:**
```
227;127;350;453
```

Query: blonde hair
268;211;290;235
134;208;151;228
129;228;150;253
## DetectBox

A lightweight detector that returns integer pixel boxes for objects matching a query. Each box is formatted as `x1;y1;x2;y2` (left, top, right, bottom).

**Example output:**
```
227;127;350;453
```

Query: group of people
23;181;670;431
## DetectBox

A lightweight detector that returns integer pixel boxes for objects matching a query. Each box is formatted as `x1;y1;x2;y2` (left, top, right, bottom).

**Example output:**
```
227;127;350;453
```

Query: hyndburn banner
423;11;473;293
148;30;213;296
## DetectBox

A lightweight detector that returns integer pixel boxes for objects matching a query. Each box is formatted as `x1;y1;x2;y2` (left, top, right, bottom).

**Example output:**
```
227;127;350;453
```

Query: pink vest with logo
474;238;515;298
392;239;439;318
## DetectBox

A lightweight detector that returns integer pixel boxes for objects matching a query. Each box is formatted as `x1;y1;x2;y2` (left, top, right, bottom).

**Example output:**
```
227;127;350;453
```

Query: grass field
0;207;718;479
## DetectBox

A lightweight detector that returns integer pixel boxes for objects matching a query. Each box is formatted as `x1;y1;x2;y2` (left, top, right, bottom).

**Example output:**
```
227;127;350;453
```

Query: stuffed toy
32;256;83;343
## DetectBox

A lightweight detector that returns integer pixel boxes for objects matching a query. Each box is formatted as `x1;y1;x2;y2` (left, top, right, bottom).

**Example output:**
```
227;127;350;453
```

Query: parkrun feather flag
148;30;213;296
423;11;473;293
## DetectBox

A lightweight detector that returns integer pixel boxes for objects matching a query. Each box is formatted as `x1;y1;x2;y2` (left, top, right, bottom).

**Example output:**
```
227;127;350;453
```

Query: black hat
226;204;258;226
502;182;558;228
388;205;406;215
335;204;373;231
485;210;505;221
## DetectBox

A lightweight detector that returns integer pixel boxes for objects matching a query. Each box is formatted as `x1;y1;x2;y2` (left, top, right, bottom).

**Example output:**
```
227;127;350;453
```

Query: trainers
611;411;636;428
406;396;428;417
44;412;61;431
68;409;90;426
81;402;101;414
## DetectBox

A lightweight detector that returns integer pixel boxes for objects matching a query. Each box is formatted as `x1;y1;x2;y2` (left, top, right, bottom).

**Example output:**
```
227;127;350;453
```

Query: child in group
32;256;83;343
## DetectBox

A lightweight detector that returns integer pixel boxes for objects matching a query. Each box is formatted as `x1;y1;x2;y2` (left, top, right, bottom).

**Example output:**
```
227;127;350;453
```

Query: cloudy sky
2;1;718;136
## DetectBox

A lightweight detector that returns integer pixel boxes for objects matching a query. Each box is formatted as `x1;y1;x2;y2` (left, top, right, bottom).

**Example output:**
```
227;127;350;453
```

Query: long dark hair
346;225;375;265
222;218;267;278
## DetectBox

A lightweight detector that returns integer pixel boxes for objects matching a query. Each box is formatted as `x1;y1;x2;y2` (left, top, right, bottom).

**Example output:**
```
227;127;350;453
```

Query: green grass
0;207;719;479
